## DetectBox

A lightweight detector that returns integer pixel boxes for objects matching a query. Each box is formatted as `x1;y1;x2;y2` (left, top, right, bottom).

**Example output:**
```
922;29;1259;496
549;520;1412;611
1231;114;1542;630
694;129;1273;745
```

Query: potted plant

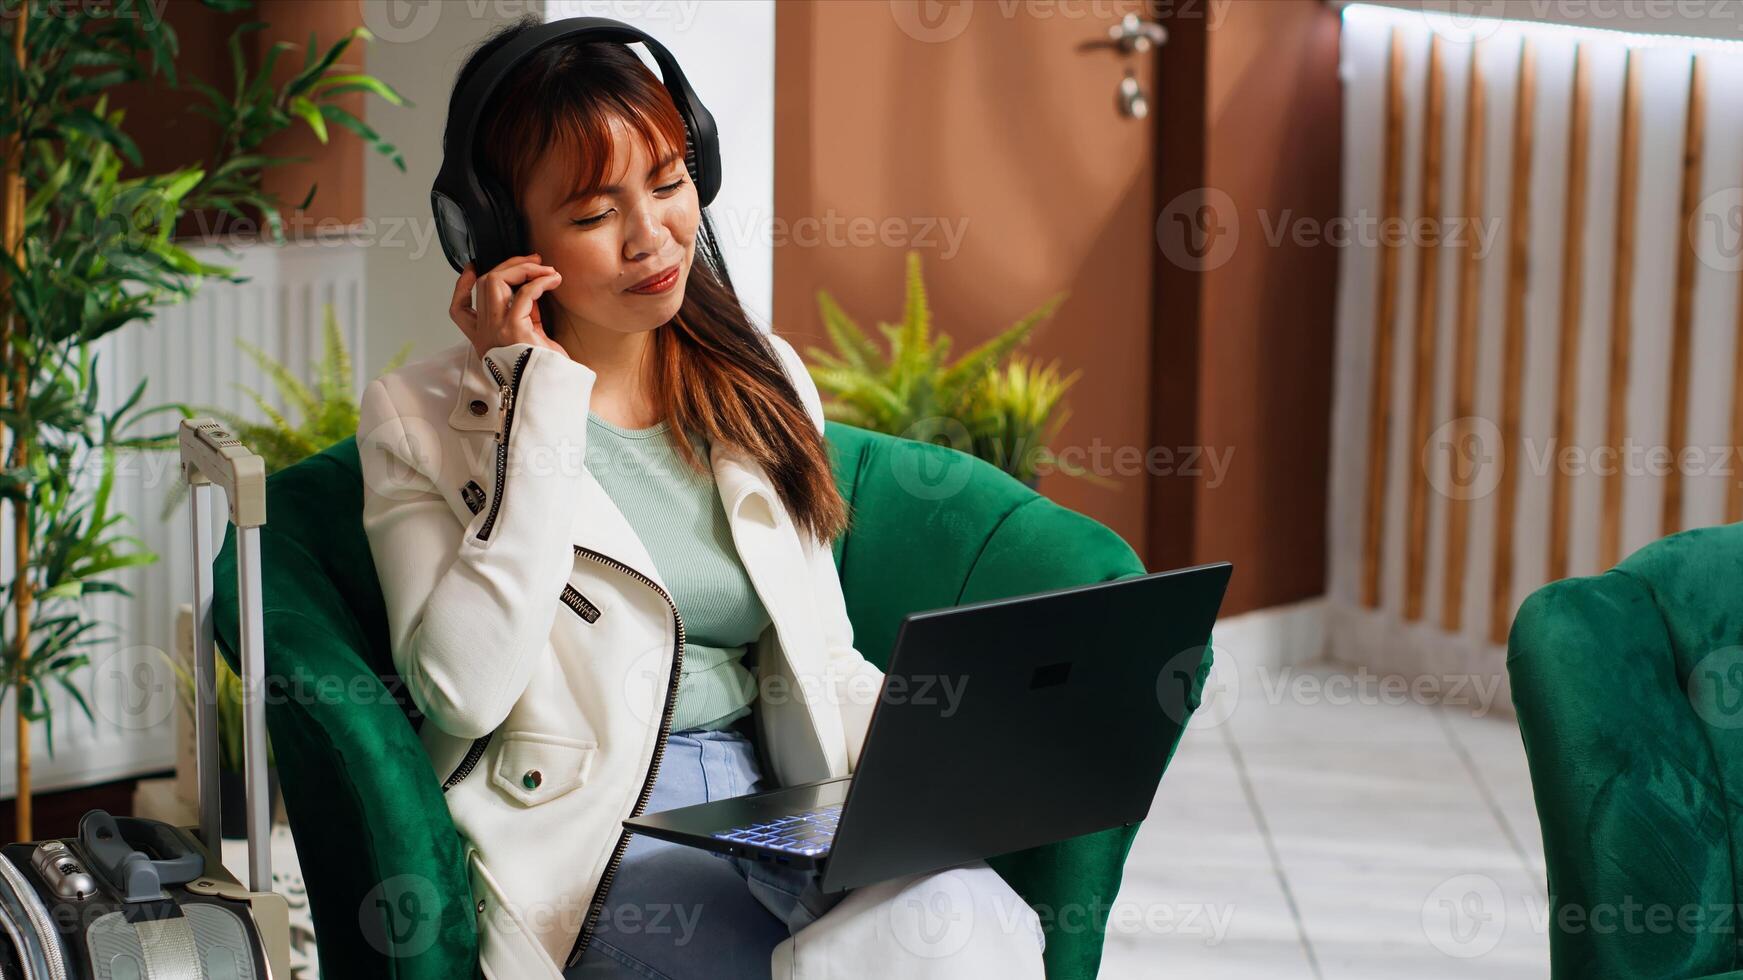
803;249;1108;490
0;0;405;838
157;304;409;518
962;354;1086;488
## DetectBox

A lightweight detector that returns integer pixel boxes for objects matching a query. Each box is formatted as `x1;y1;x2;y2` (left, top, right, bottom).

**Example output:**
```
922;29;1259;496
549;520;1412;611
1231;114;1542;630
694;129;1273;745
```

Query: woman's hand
449;252;568;359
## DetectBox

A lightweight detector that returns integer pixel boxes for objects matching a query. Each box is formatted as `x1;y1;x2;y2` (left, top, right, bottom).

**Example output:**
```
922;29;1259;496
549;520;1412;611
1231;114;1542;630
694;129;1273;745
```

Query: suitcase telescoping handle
177;417;271;894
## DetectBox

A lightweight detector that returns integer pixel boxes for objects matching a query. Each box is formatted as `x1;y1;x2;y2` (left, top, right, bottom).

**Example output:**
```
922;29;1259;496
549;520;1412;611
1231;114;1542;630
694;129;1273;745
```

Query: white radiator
0;240;365;799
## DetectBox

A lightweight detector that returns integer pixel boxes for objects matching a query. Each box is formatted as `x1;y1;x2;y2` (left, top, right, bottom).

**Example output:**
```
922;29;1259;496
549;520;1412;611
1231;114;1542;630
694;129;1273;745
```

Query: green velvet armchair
211;420;1211;979
1509;523;1743;980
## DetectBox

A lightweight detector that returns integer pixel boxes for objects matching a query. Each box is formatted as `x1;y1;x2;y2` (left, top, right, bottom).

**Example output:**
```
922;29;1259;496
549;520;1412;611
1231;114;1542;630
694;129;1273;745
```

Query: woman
355;17;1046;980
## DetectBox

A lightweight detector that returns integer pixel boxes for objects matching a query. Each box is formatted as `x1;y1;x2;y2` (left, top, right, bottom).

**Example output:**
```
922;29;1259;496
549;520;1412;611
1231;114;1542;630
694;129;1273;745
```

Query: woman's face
521;115;700;341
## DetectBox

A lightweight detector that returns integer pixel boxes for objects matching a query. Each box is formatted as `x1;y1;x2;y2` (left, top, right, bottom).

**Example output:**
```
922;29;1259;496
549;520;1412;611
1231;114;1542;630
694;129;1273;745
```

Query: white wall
546;0;777;334
360;0;543;380
359;0;777;380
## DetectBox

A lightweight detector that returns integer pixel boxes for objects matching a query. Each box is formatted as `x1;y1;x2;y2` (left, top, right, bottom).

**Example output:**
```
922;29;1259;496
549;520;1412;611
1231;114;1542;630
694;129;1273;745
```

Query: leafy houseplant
804;249;1104;488
963;354;1089;487
158;304;409;519
0;0;406;839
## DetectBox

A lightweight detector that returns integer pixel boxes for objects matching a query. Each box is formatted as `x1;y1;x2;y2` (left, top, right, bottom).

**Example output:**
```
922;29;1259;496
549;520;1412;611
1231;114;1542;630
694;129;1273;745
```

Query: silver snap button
476;898;486;914
523;769;542;790
469;399;488;416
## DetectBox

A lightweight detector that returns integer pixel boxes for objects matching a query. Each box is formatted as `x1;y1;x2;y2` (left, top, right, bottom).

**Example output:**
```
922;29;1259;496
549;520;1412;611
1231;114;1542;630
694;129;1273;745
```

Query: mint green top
583;412;767;732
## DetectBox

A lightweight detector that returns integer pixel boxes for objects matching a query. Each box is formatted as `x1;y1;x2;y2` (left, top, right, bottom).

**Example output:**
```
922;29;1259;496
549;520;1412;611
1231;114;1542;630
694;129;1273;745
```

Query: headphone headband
430;17;722;275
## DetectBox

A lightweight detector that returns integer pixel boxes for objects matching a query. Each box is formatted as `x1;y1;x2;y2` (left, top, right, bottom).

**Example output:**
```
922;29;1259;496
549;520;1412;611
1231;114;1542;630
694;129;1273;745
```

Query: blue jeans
564;727;847;979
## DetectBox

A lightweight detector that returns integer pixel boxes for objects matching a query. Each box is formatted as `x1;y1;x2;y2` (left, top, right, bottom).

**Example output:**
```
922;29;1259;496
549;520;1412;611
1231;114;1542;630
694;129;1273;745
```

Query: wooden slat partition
1443;41;1487;633
1599;48;1641;572
1404;33;1447;621
1361;27;1407;608
1662;55;1706;537
1489;40;1535;645
1548;44;1592;583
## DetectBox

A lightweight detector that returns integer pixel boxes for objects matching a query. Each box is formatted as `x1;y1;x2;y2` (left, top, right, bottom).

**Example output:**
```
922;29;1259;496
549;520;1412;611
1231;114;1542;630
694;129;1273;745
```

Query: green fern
159;305;408;519
804;249;1071;479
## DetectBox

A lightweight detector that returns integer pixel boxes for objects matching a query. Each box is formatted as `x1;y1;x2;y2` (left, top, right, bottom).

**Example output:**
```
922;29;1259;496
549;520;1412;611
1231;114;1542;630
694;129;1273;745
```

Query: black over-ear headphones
430;16;722;276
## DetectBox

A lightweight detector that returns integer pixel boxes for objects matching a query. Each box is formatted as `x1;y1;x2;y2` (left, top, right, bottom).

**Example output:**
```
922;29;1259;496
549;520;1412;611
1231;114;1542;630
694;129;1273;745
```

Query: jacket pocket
560;584;601;623
490;730;596;806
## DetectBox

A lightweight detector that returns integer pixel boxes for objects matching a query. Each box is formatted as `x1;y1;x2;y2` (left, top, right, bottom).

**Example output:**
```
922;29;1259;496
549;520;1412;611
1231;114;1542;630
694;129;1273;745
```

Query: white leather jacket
356;331;886;977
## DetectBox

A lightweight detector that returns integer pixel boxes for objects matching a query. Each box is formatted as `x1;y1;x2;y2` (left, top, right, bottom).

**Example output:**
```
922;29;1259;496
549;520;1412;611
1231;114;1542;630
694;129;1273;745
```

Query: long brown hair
459;18;849;545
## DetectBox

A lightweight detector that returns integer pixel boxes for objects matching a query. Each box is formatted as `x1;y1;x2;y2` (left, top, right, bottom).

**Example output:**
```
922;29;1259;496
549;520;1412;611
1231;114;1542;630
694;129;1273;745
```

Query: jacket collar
448;344;504;432
443;344;804;628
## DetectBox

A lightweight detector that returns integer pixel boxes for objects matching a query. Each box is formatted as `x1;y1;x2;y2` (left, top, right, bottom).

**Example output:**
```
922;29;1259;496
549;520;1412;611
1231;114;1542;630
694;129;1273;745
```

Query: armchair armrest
215;526;481;980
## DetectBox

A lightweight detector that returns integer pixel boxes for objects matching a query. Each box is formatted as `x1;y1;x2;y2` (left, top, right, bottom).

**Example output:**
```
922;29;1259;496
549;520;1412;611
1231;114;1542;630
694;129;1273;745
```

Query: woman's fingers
507;272;563;331
449;263;479;331
481;261;557;293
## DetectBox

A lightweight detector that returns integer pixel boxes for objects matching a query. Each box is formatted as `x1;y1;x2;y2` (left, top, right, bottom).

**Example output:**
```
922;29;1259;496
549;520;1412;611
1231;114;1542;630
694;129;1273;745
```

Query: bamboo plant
0;0;406;839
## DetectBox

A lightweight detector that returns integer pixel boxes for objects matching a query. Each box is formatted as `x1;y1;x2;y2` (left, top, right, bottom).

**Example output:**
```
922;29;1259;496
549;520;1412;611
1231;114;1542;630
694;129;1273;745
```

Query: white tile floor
1101;664;1550;979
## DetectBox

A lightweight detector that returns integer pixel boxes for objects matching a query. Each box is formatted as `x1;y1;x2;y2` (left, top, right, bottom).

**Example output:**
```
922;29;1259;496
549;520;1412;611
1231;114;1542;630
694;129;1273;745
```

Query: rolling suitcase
0;418;291;979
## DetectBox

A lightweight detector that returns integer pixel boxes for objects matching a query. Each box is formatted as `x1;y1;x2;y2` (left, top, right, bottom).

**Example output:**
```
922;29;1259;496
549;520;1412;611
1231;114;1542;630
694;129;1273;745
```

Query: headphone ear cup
471;174;524;275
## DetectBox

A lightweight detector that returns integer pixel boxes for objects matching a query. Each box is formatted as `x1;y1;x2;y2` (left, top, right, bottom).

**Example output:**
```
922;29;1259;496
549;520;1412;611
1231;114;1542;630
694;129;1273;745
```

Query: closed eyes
571;177;689;228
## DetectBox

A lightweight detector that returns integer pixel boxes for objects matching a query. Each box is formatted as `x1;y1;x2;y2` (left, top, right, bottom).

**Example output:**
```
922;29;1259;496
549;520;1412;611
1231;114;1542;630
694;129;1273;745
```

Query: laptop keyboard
711;803;842;856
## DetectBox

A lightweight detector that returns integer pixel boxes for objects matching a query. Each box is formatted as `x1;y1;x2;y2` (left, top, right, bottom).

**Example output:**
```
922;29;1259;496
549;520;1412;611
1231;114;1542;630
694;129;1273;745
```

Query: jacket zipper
564;544;685;970
475;348;533;543
442;734;492;792
560;584;601;623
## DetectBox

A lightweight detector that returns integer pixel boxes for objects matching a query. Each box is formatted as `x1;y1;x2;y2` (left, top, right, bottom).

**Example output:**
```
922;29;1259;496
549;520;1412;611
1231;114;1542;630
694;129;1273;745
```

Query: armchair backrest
211;420;1151;980
1509;522;1743;979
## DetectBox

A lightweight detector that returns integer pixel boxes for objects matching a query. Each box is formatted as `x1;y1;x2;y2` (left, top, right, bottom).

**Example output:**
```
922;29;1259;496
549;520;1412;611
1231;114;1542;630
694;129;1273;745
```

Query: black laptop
623;561;1233;893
